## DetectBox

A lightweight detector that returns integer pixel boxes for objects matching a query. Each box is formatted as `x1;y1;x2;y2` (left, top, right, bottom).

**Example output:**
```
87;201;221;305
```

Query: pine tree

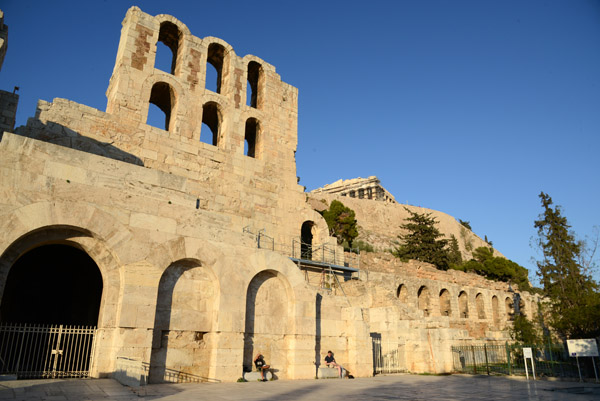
394;208;450;270
534;192;600;339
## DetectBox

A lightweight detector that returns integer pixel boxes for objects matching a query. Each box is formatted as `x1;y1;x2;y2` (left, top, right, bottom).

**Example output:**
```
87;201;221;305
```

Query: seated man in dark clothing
324;350;342;377
254;353;270;381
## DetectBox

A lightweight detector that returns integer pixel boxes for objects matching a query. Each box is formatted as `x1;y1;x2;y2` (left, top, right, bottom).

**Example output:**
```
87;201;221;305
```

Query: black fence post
484;344;490;375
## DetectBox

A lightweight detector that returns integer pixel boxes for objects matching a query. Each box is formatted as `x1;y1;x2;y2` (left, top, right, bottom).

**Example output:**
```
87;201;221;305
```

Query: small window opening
155;22;180;74
148;82;175;131
201;102;219;146
244;118;259;158
247;61;262;108
206;43;225;93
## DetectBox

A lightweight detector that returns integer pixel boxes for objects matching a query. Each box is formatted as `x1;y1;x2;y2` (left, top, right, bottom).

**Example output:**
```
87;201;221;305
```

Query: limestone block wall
341;252;540;373
15;6;311;253
0;133;337;382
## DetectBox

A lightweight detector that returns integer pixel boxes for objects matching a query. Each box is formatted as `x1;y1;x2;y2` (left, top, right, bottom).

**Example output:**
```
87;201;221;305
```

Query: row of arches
154;22;264;109
0;235;294;381
398;283;532;322
147;83;262;158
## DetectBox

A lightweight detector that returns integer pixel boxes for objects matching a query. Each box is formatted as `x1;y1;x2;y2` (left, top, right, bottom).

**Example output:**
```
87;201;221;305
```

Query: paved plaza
0;374;599;401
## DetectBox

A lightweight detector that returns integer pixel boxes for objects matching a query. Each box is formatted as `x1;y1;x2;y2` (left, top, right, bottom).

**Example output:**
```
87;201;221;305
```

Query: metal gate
0;323;96;379
371;335;404;374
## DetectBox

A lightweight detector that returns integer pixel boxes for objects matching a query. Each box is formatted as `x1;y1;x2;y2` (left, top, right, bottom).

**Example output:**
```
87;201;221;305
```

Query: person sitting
324;350;342;378
254;353;270;381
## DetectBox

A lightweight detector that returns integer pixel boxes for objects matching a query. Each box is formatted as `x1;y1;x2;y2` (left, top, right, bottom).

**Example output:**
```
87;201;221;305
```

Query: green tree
460;246;531;291
510;314;540;344
534;192;600;339
393;208;450;270
448;234;463;266
321;200;358;248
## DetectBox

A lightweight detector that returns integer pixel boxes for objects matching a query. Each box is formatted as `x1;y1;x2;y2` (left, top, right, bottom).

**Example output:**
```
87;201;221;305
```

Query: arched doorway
149;259;216;383
1;244;102;325
243;270;293;379
301;221;314;260
0;244;103;378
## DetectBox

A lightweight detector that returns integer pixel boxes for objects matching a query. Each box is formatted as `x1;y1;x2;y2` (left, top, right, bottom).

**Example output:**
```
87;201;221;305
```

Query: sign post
523;347;535;380
567;339;599;383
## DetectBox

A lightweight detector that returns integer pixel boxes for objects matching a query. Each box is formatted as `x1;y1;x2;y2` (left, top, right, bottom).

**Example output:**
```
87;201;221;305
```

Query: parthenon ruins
0;7;536;384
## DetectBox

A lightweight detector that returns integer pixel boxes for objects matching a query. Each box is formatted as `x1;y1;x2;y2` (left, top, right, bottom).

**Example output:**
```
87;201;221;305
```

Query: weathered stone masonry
0;7;537;383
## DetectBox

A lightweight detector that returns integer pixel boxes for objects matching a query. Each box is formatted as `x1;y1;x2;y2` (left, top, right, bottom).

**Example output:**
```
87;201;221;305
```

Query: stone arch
149;258;218;383
206;42;226;94
397;284;408;302
246;61;264;109
244;117;261;158
243;269;294;379
417;285;430;317
155;21;181;75
0;207;126;376
505;296;514;319
201;101;222;146
439;289;451;317
492;295;499;323
300;221;315;260
294;209;329;249
458;291;469;318
140;74;185;133
475;293;485;319
148;81;178;131
153;14;190;75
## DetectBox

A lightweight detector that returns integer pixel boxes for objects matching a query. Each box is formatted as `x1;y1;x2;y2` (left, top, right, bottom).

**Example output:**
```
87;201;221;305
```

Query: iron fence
0;323;96;379
372;335;404;375
452;342;598;379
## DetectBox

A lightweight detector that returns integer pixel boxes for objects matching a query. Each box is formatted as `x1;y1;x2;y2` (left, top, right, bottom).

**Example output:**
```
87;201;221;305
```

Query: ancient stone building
0;7;537;384
312;176;397;203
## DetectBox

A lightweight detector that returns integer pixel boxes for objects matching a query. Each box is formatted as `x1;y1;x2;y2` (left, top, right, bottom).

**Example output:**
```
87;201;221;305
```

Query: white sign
523;347;533;358
567;339;599;357
522;347;535;380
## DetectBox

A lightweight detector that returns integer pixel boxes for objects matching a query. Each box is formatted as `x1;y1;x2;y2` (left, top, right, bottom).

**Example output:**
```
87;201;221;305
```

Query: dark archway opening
1;244;103;326
301;221;314;260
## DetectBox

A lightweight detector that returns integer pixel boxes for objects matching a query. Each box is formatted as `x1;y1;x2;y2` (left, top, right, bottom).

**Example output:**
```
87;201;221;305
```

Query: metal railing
242;227;360;270
0;323;96;379
372;336;404;375
452;342;597;379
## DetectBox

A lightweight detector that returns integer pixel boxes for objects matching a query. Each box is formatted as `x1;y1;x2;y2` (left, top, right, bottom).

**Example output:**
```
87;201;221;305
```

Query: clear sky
1;1;599;285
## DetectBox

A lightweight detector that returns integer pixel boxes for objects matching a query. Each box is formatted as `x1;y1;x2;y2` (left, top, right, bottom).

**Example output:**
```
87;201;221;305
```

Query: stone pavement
0;374;599;401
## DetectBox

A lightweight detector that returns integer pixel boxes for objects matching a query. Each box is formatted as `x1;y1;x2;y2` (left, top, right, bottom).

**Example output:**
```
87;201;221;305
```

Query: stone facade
0;7;535;384
0;10;18;134
311;176;397;203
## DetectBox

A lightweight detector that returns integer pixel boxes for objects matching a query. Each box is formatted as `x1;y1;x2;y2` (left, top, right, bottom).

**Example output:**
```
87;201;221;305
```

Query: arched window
458;291;469;318
476;293;485;319
206;43;225;93
155;21;180;74
247;61;263;108
201;102;220;146
439;289;451;317
244;118;259;158
148;82;176;131
417;286;430;317
397;284;407;302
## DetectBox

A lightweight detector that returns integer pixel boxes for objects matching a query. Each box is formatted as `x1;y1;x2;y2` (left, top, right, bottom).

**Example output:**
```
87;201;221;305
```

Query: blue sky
1;1;599;285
